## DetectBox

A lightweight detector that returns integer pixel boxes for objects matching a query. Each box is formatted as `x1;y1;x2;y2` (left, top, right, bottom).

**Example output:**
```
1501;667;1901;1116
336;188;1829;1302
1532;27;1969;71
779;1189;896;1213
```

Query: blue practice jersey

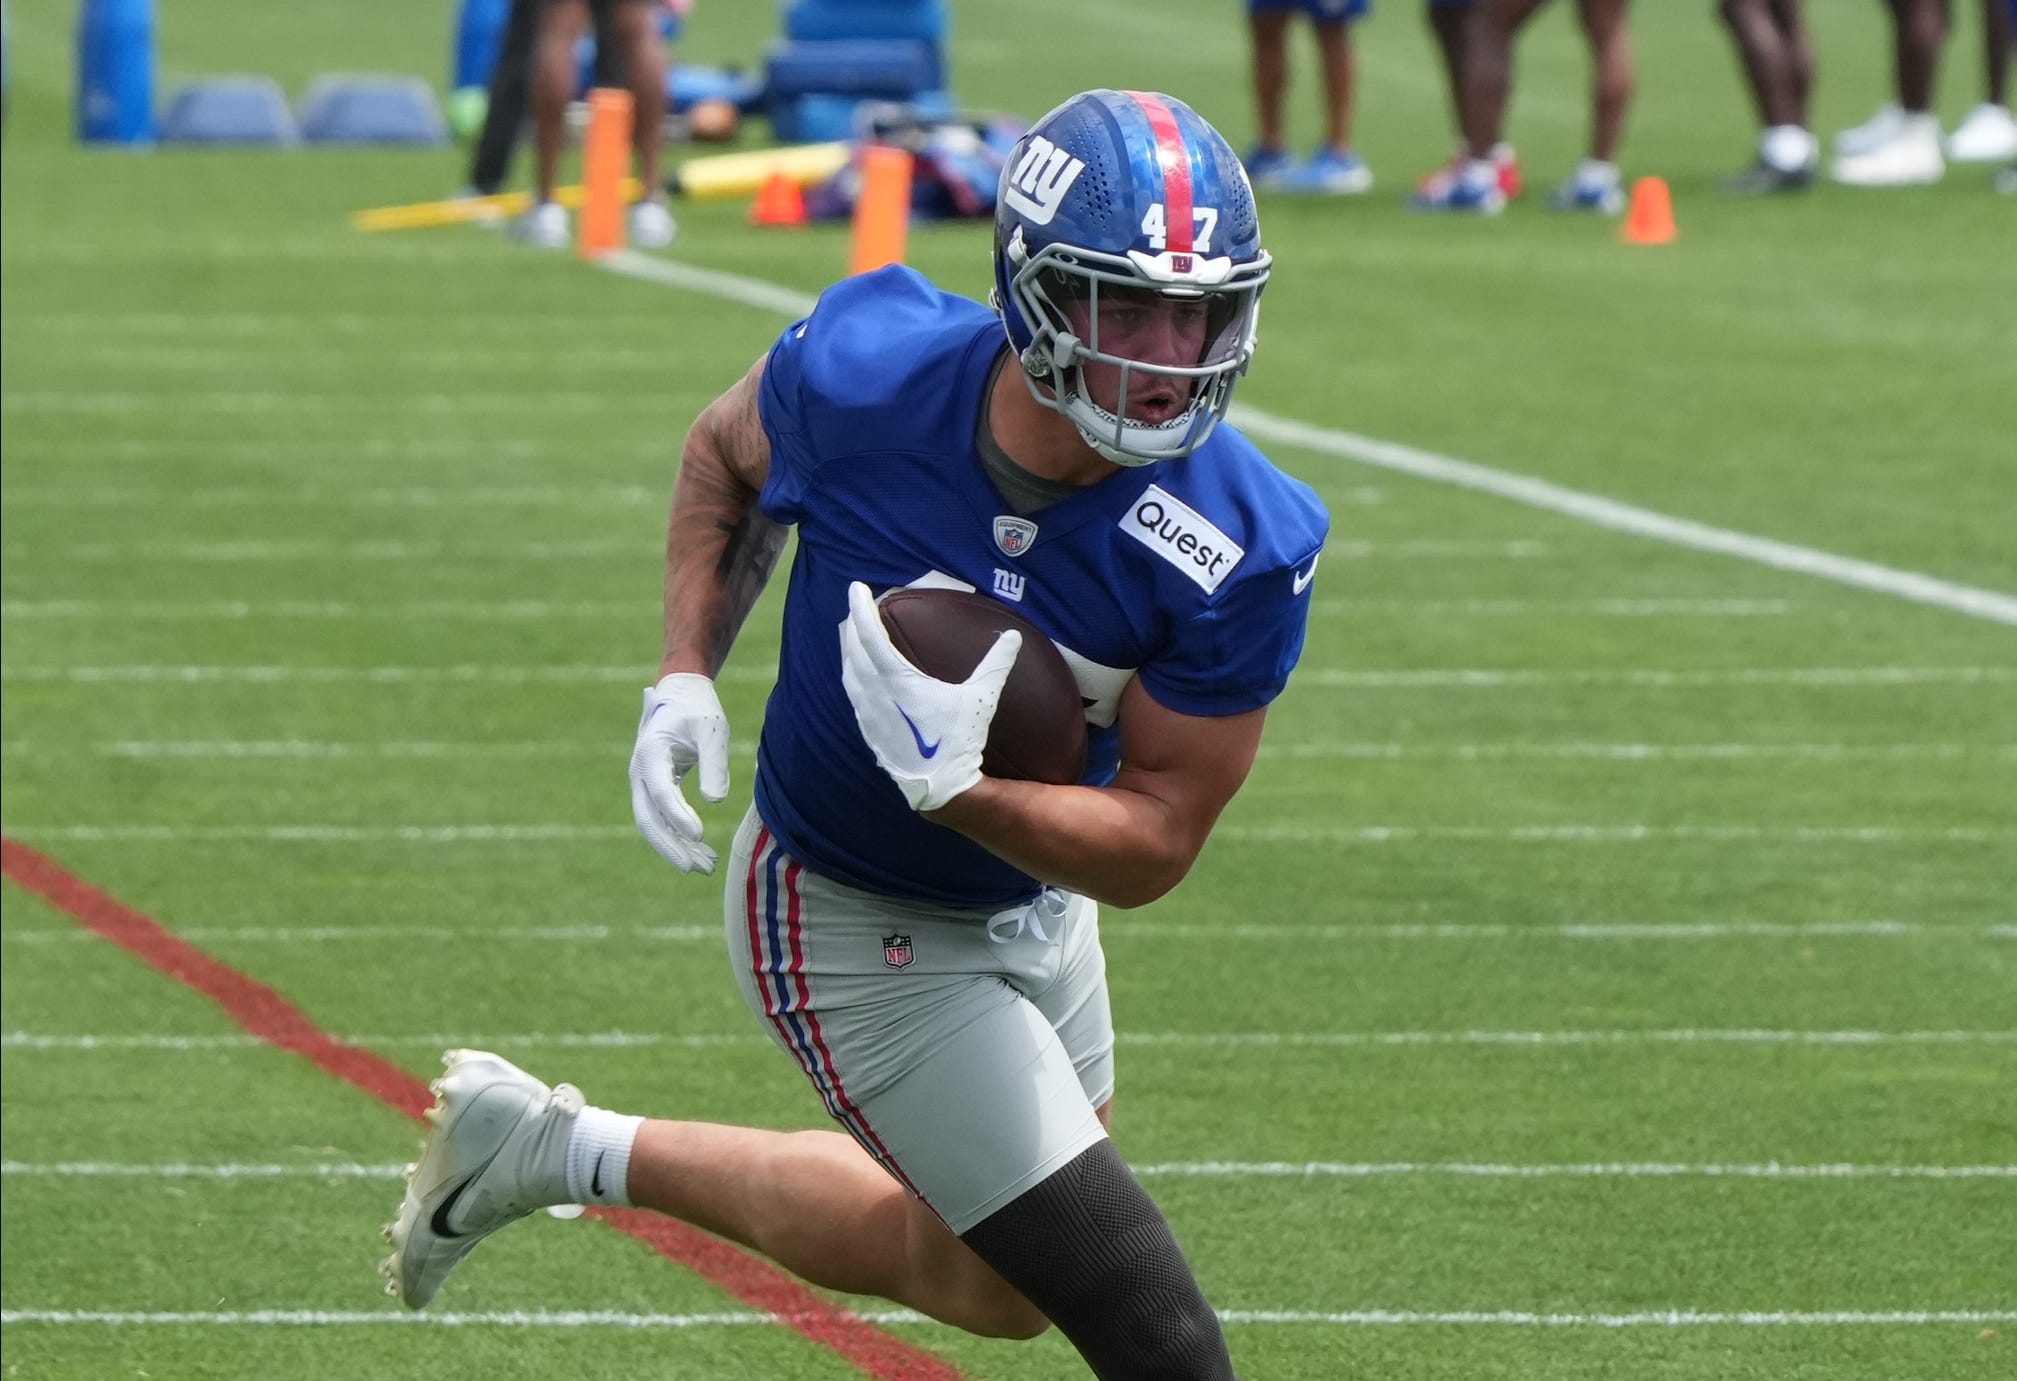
752;266;1328;908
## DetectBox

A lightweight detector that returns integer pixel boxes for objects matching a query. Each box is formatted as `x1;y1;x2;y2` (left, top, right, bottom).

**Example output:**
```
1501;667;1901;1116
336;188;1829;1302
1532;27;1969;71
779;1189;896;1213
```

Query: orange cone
848;144;914;274
578;87;633;258
1620;176;1677;245
748;170;807;227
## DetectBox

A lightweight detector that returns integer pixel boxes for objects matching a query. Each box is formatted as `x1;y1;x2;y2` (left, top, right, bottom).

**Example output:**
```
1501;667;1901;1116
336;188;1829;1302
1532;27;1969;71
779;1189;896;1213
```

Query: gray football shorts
723;805;1115;1234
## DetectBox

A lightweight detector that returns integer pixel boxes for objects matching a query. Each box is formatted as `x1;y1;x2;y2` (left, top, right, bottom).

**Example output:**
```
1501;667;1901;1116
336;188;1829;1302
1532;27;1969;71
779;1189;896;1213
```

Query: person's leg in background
1835;0;1949;183
1947;0;2017;159
467;0;542;197
606;0;677;246
1549;0;1633;211
1245;1;1298;186
1287;2;1375;191
511;0;591;246
1717;0;1820;193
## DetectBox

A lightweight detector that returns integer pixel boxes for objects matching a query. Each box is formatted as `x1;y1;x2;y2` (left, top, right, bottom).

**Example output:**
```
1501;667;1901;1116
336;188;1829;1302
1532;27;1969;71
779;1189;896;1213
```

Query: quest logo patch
1119;485;1244;594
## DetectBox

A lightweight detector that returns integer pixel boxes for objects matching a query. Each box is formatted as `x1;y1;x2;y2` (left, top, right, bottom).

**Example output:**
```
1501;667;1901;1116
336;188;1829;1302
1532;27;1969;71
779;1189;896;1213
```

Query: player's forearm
660;364;785;678
925;775;1202;909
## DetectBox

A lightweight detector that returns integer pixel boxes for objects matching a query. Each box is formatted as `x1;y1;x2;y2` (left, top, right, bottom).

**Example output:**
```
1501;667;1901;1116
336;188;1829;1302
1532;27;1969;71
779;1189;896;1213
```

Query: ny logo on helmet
1004;136;1085;226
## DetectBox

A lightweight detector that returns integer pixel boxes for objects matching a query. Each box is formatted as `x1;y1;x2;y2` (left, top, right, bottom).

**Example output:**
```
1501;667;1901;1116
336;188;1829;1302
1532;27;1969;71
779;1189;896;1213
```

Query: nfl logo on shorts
882;933;914;969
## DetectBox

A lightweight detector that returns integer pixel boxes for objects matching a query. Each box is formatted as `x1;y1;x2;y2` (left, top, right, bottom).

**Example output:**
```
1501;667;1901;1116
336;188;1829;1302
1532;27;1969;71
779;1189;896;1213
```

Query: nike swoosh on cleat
591;1151;607;1197
896;705;940;758
429;1174;478;1240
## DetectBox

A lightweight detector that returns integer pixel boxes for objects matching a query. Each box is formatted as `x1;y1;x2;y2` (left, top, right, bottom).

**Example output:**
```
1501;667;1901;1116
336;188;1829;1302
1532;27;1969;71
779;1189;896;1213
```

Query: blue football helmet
992;89;1269;467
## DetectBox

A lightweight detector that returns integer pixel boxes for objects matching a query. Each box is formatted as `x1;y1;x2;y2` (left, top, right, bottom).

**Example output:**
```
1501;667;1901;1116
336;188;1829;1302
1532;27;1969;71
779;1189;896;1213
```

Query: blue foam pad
767;92;864;144
159;76;299;146
668;65;766;114
783;1;947;43
763;39;938;100
297;74;448;145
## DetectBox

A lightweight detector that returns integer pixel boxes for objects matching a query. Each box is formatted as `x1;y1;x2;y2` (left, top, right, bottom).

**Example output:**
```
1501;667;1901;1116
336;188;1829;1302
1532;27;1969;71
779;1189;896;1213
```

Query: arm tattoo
661;361;787;677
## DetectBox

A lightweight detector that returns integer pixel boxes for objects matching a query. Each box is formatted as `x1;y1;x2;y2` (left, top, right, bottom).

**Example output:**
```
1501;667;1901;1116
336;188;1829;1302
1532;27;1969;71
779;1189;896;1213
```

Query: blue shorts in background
1247;0;1370;20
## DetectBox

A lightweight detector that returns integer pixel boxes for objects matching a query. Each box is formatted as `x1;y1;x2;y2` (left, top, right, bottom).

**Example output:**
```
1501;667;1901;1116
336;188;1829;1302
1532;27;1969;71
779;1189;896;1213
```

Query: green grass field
3;2;2013;1378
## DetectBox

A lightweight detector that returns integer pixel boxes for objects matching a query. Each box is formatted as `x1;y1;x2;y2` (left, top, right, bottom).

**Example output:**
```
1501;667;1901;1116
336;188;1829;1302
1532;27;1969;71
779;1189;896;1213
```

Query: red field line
1;838;966;1381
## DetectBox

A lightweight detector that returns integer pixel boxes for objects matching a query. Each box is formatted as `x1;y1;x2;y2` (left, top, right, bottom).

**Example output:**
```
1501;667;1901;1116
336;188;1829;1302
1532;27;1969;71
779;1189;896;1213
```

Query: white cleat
508;201;570;250
1834;103;1904;158
378;1049;582;1309
627;198;678;250
1946;103;2017;163
1832;114;1945;186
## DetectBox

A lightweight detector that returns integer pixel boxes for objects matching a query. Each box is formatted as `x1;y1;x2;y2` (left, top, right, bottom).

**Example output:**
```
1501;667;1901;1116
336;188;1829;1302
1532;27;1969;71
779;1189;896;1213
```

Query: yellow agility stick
666;140;850;200
351;142;853;232
351;178;645;232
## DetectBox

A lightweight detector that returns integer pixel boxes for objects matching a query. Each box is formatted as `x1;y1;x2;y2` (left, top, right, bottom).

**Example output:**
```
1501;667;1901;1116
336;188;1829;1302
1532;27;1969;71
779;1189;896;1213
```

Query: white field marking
1;437;660;463
0;482;662;506
5;823;2005;846
1;600;658;621
1232;407;2017;627
1105;920;2014;941
7;740;2004;766
8;1158;2009;1182
15;919;1998;947
1302;666;2014;689
0;739;634;760
1132;1161;2017;1180
1215;824;2012;845
0;391;652;415
1313;598;1796;617
589;250;2017;627
7;1029;2012;1052
12;538;644;562
2;923;717;946
1259;742;2017;762
3;1307;2012;1330
7;664;2007;691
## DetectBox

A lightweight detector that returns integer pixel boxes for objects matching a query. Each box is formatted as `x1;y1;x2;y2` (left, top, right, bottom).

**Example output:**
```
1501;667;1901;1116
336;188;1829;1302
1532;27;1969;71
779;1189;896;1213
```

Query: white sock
563;1106;644;1207
1900;111;1943;139
1760;124;1815;171
1575;159;1619;187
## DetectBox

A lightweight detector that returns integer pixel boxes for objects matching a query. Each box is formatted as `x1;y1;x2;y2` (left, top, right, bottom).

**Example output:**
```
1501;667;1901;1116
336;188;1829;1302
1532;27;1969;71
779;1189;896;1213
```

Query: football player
384;89;1327;1379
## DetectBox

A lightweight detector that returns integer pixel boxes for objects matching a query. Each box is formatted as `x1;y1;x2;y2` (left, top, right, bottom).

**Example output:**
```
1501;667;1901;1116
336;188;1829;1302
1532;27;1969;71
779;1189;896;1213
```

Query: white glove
838;581;1021;812
629;672;730;873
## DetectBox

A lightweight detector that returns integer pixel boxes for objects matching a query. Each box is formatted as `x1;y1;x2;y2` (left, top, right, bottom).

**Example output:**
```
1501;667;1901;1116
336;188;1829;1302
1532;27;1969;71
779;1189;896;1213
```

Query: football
877;587;1089;786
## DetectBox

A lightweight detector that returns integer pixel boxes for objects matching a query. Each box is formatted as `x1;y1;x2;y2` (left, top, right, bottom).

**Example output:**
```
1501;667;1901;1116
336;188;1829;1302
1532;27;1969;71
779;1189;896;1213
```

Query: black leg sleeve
961;1140;1236;1381
467;0;542;195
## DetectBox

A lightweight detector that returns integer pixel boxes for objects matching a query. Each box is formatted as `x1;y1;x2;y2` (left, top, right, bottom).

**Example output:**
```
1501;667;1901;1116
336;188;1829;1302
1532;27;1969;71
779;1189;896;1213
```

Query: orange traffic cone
848;144;914;274
1620;176;1677;245
748;170;807;227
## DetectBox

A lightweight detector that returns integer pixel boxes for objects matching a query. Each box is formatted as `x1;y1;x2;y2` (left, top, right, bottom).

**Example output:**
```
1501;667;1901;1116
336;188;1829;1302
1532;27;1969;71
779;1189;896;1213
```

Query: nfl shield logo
993;516;1038;558
882;933;915;969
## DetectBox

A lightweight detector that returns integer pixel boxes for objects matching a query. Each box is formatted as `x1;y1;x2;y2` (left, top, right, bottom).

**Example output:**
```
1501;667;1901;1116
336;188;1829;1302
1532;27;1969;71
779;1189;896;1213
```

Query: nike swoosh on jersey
1292;554;1321;595
896;705;941;758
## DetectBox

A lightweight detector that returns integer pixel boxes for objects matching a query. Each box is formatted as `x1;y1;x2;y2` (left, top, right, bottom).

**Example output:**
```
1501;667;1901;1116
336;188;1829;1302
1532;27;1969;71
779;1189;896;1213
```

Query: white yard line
5;664;2007;688
3;823;2002;845
2;1306;2009;1329
595;250;2017;628
11;539;643;561
7;1159;2007;1181
11;919;1999;946
7;1029;2011;1052
4;597;1801;621
1233;408;2017;627
7;739;2006;763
